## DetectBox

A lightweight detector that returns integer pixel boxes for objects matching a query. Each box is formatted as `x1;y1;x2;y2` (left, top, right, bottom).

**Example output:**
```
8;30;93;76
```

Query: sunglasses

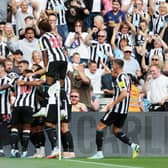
75;24;82;27
70;95;79;98
98;35;105;38
151;58;158;61
124;51;131;53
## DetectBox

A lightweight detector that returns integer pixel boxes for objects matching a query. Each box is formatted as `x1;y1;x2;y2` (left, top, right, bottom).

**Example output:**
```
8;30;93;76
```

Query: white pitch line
65;159;144;168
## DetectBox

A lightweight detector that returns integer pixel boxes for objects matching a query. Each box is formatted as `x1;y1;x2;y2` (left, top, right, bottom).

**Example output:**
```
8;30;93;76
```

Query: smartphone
134;4;137;9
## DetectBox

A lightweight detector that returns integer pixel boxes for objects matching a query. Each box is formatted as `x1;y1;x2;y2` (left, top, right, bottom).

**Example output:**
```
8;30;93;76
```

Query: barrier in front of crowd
2;112;168;157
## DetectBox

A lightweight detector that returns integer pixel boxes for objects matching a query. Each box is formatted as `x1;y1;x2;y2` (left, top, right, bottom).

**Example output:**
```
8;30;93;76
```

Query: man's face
112;2;120;12
18;63;28;74
124;50;131;60
5;61;13;73
112;62;119;74
150;66;160;79
48;15;57;29
97;31;106;44
14;54;22;62
72;54;80;64
20;2;28;12
70;92;80;105
89;63;97;74
25;29;35;42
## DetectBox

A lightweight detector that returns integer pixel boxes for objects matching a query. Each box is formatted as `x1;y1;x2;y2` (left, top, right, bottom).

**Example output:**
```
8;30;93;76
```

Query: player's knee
96;122;106;131
114;131;123;138
112;126;121;134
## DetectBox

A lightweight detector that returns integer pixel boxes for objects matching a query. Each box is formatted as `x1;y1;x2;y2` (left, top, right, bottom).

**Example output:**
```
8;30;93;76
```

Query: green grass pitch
0;157;167;168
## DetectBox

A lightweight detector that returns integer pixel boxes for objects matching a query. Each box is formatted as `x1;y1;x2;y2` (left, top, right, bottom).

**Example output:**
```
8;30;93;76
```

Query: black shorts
100;112;127;128
12;106;33;125
46;104;71;124
46;61;67;80
31;116;45;127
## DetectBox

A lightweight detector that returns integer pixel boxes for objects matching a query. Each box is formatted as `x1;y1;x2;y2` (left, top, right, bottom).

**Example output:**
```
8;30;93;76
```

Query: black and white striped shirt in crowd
89;40;113;68
39;32;67;63
148;48;164;63
110;73;131;114
0;75;13;115
116;32;133;47
135;33;145;46
130;11;147;28
14;76;37;109
0;42;11;57
151;11;168;34
46;0;67;25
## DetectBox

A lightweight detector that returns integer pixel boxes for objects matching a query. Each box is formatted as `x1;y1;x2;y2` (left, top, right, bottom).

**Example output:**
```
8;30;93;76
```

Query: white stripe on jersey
131;12;147;28
0;75;12;115
152;12;168;34
14;76;37;108
39;32;67;63
116;32;133;47
89;41;113;68
46;0;67;25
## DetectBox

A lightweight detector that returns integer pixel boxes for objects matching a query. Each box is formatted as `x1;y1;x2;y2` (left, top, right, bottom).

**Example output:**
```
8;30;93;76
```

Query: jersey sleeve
117;74;128;91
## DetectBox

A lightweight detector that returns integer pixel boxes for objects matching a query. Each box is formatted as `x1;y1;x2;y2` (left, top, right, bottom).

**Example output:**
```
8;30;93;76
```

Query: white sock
131;143;137;150
0;149;4;153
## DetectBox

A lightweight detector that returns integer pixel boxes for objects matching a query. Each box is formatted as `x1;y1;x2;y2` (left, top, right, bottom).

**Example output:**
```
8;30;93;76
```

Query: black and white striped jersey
130;11;147;28
46;0;67;25
148;48;164;63
39;32;67;63
110;73;131;114
89;40;113;68
151;12;168;34
116;31;134;47
14;76;37;109
0;75;13;115
135;33;145;46
0;41;11;57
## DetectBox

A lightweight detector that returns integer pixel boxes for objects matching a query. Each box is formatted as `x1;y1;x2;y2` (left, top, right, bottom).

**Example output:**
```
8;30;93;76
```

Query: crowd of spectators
0;0;168;112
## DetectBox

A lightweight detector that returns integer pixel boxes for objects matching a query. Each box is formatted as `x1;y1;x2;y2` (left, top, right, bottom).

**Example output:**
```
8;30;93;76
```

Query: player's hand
104;101;114;111
159;98;165;105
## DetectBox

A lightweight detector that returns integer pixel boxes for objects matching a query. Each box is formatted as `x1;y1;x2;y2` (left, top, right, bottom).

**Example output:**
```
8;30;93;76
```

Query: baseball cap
13;49;23;56
123;46;132;52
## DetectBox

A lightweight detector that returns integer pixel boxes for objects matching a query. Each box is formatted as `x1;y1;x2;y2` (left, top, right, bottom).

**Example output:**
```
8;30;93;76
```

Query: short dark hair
48;13;57;19
25;27;36;35
18;60;29;65
88;60;97;66
113;58;124;68
13;49;23;56
38;20;52;32
113;0;121;6
32;64;42;71
23;69;33;75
